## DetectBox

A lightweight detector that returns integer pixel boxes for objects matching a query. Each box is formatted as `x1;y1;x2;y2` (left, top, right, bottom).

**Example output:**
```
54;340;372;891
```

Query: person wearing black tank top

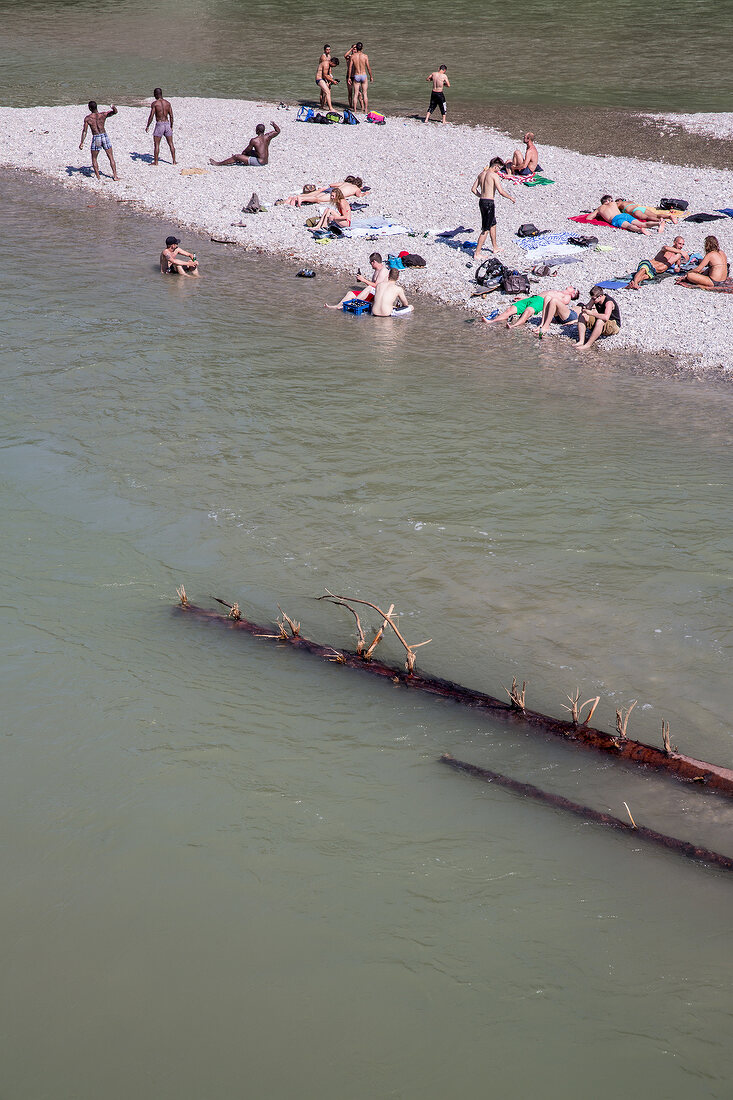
577;285;621;350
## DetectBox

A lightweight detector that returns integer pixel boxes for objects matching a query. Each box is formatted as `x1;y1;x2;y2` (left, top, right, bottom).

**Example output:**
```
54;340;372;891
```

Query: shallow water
2;174;733;1098
2;0;733;115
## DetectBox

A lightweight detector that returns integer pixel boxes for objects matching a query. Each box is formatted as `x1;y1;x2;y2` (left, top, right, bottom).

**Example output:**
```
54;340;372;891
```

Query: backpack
660;197;688;211
342;109;359;125
517;223;541;237
366;111;386;124
400;253;426;267
475;257;506;286
296;106;315;123
325;111;342;124
501;273;531;295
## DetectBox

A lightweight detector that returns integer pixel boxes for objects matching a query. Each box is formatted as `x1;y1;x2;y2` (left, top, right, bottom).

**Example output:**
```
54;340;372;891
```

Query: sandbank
2;97;732;374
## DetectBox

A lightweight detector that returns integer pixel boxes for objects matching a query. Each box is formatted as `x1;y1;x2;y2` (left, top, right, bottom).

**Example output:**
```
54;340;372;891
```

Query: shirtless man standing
209;121;281;166
344;44;357;108
372;268;409;316
682;235;729;288
509;132;539;176
316;51;337;112
471;157;516;258
145;88;176;166
588;195;652;235
626;236;688;289
79;101;118;181
424;66;450;123
349;43;373;113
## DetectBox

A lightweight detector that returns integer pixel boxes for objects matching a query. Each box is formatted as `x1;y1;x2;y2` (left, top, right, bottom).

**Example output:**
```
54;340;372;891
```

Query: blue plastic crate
342;298;371;314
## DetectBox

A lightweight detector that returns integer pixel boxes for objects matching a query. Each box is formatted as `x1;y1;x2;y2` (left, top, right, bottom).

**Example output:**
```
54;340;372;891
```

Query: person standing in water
471;157;516;258
424;66;450;123
349;43;373;112
79;101;119;181
145;88;176;165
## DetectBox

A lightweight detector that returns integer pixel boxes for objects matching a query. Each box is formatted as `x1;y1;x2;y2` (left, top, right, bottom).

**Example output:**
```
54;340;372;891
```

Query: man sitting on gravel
577;285;620;350
536;286;581;334
507;132;540;176
588;195;652;234
626;236;689;290
209;121;281;166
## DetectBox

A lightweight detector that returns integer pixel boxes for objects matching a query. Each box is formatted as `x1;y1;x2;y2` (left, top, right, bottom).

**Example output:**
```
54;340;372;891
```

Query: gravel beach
3;97;732;373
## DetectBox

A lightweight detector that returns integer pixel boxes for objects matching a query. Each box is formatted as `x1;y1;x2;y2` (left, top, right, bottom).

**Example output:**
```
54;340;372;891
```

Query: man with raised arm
145;88;176;165
471;157;516;258
349;43;373;112
209;121;281;166
424;66;450;124
79;101;119;181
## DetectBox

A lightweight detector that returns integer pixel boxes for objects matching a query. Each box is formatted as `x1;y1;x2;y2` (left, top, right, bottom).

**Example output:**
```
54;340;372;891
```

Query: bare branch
319;591;430;674
317;590;365;655
364;603;395;659
277;605;301;637
615;700;637;740
503;677;526;713
176;584;189;607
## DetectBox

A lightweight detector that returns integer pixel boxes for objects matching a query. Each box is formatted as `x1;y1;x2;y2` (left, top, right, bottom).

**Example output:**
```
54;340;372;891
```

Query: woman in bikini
314;187;352;230
616;199;678;230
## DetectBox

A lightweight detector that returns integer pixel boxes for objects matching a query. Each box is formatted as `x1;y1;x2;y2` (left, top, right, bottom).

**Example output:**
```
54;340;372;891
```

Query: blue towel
716;208;733;218
516;231;575;252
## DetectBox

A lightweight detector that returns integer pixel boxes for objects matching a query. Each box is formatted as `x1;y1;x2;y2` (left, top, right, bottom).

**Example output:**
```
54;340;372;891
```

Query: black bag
517;223;541;238
501;273;531;295
660;198;688;211
567;235;599;247
475;257;506;286
401;253;426;267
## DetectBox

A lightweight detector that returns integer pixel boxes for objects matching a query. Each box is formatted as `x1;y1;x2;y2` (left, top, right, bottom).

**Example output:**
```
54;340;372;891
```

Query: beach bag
342;109;359;125
501;273;530;295
567;235;598;247
325;111;342;124
400;253;426;267
660;198;688;211
310;112;332;125
296;106;315;123
517;223;541;237
475;257;506;286
366;111;386;124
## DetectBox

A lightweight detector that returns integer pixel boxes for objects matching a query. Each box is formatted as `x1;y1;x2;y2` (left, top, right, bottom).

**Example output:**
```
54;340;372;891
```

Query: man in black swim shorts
424;65;450;124
470;156;516;257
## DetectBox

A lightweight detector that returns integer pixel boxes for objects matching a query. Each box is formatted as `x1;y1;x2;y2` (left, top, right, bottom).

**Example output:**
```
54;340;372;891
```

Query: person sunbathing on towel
284;177;366;206
314;187;352;230
588;195;651;234
626;236;689;289
678;235;729;288
615;199;677;230
507;132;540;176
209;121;280;166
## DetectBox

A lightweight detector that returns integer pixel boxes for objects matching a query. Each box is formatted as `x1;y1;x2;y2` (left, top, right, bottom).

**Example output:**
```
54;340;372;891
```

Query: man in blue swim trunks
589;195;650;235
79;100;119;181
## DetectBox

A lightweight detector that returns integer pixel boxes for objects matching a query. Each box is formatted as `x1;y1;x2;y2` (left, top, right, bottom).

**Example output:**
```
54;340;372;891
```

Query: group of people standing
316;43;373;113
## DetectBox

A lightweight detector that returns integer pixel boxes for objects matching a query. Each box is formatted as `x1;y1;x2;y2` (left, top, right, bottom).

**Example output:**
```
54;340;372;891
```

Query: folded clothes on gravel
342;217;409;238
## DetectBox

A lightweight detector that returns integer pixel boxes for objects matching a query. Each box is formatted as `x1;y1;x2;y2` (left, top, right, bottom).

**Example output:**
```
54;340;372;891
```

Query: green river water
2;4;733;1098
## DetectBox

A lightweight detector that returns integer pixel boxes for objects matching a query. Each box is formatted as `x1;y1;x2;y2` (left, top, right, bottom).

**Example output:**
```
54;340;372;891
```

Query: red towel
568;214;612;228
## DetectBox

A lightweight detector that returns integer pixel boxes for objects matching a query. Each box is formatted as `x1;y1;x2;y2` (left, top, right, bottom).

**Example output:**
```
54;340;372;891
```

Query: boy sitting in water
160;236;199;276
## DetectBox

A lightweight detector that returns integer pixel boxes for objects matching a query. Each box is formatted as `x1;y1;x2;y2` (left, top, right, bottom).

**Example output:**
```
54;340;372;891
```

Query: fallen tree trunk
440;753;733;873
173;594;733;798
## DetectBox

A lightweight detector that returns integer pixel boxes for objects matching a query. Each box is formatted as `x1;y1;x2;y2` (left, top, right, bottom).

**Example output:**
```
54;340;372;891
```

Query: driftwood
440;754;733;873
173;590;733;798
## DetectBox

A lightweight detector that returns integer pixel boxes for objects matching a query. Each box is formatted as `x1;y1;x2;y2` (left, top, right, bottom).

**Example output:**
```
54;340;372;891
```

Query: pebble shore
3;97;732;374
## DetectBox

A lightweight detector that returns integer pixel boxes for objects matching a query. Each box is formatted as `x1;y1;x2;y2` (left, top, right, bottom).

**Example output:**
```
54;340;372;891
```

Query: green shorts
515;295;544;317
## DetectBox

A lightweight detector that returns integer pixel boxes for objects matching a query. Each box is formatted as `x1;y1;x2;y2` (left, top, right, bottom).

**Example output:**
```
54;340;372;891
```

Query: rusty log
174;596;733;798
440;754;733;873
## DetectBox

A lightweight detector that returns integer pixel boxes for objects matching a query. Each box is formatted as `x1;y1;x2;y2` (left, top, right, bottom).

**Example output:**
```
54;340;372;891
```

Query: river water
2;5;733;1098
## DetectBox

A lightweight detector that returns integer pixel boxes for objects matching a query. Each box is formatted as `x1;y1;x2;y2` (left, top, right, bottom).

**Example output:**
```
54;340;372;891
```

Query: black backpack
567;235;599;247
517;223;541;237
475;257;506;286
501;273;531;295
660;198;688;211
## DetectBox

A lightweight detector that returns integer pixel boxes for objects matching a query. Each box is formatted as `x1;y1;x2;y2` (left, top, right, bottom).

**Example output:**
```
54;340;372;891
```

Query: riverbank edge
3;98;732;378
